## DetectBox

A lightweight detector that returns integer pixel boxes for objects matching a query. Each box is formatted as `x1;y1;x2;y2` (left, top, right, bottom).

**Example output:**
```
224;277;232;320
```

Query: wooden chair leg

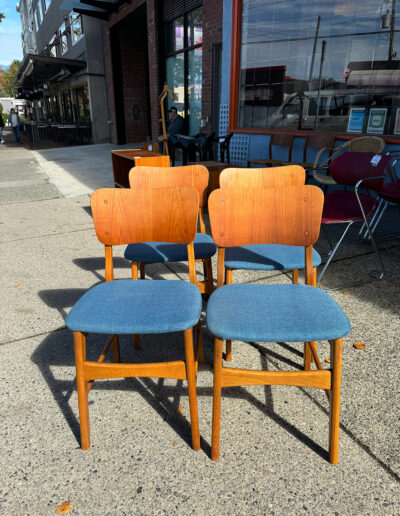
329;338;343;464
134;334;141;350
195;321;205;365
304;342;312;370
74;331;90;450
112;334;120;362
211;337;223;461
292;269;298;284
140;262;146;279
204;257;214;294
225;269;233;362
312;267;317;287
184;328;200;451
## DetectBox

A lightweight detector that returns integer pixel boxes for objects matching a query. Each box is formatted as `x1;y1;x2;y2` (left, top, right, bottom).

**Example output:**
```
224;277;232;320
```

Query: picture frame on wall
393;108;400;135
347;108;366;133
366;108;387;134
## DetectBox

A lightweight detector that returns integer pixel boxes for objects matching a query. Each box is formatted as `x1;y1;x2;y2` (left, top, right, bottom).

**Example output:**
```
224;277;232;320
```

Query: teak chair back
133;155;170;167
130;164;209;232
91;186;199;283
219;165;305;189
209;186;324;287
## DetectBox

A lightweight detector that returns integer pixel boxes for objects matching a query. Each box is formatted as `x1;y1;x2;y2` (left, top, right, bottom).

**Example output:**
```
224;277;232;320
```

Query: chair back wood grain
208;186;324;248
91;186;199;245
269;133;294;160
129;165;209;207
219;166;305;189
133;155;170;167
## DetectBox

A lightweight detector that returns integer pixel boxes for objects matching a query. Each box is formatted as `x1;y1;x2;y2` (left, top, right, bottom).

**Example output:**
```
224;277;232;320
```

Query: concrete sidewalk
0;143;400;514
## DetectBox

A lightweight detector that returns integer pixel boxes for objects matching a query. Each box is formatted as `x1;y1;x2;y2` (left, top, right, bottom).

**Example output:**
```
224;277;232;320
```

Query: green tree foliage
0;60;21;97
0;13;5;23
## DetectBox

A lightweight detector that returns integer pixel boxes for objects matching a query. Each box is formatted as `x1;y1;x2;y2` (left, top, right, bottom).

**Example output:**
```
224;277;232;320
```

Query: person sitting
166;106;185;136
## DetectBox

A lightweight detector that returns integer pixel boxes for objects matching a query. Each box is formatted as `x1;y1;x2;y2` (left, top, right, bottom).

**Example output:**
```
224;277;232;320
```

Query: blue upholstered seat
124;232;216;263
66;280;202;334
206;284;350;342
224;244;322;270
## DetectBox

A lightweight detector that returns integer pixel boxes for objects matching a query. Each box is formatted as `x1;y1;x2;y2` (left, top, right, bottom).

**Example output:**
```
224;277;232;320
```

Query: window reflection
238;0;400;135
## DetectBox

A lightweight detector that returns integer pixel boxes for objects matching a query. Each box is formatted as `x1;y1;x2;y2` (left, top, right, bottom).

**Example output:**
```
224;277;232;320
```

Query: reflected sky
241;0;399;81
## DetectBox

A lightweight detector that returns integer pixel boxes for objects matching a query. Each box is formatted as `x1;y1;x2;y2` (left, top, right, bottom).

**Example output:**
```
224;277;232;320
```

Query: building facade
16;0;110;143
66;0;223;145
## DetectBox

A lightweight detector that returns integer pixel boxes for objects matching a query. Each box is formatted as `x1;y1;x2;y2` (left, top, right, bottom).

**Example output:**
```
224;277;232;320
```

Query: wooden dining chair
126;165;215;296
247;133;294;167
219;166;322;362
207;186;351;462
66;186;202;451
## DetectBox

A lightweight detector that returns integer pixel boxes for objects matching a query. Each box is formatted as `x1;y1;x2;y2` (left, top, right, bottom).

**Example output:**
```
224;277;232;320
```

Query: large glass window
236;0;400;136
165;7;203;135
73;84;91;123
60;22;68;54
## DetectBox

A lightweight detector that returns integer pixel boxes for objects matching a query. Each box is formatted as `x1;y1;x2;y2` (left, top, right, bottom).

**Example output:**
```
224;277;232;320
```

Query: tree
0;13;5;23
0;60;21;97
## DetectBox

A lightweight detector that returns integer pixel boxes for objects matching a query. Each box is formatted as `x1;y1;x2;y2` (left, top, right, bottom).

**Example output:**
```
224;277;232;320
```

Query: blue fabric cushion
206;284;350;342
224;244;322;271
124;232;216;263
66;280;202;334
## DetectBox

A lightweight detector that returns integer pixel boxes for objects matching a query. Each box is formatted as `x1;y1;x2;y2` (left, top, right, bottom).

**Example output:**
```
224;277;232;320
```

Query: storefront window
61;90;73;122
165;6;203;135
234;0;400;136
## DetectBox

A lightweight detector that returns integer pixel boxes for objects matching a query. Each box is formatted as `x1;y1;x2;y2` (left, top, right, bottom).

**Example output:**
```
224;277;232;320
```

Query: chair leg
317;222;354;284
140;263;146;279
204;257;214;295
74;332;90;450
184;329;200;451
329;338;343;464
292;269;298;284
112;334;120;362
211;337;223;461
195;321;205;365
303;342;312;370
134;335;141;350
225;269;233;362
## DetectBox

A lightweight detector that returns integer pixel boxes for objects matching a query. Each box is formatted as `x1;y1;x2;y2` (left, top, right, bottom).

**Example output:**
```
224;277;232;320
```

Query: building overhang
16;54;86;99
60;0;122;20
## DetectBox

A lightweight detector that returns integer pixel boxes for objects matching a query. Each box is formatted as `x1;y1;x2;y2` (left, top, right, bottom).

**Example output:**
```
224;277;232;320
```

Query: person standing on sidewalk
8;108;22;144
0;115;4;144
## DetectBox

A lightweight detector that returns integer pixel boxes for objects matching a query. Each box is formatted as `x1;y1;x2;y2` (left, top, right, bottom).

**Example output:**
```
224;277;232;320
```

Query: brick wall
103;0;223;144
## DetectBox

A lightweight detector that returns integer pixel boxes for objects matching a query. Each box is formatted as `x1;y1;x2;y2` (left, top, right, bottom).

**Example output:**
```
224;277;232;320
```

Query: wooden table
111;149;167;188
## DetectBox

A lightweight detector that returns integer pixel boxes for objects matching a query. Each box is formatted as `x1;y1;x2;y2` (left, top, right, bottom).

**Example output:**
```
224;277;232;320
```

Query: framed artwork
393;108;400;135
366;108;387;134
347;108;366;133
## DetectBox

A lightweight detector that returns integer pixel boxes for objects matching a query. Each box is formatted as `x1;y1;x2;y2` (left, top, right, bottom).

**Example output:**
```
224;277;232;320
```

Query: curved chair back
347;136;385;154
129;165;209;207
329;152;391;190
219;165;305;189
91;186;199;246
208;186;324;248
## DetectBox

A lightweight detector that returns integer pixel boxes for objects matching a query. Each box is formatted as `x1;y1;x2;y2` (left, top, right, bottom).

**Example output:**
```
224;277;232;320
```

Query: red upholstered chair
317;152;392;284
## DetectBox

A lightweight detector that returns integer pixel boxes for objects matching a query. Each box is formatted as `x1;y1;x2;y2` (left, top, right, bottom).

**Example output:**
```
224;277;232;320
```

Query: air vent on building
162;0;202;22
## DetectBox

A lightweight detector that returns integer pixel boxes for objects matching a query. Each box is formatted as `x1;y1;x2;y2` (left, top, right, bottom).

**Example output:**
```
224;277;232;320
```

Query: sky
0;0;23;67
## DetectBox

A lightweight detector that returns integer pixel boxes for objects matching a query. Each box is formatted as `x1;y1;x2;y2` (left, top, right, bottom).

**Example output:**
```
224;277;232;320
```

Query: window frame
70;12;84;46
229;0;400;143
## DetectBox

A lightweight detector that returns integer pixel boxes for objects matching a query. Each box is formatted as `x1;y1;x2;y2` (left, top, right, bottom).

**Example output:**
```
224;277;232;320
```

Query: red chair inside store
317;151;392;284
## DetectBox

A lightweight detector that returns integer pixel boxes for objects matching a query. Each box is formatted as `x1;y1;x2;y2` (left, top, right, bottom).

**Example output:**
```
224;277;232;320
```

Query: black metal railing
23;121;93;149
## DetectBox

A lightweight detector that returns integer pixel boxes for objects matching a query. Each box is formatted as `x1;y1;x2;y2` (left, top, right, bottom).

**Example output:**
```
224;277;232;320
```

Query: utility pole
388;0;397;61
309;15;321;83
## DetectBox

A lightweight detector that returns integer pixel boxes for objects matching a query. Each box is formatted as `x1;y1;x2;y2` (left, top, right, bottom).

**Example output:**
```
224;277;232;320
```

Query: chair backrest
219;165;305;189
134;155;170;167
269;133;294;160
304;134;335;161
347;136;385;154
329;152;392;190
91;186;199;246
129;165;209;207
208;186;324;248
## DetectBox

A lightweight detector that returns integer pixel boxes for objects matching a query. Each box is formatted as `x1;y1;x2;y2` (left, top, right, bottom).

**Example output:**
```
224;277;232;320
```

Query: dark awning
16;54;86;98
60;0;122;20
